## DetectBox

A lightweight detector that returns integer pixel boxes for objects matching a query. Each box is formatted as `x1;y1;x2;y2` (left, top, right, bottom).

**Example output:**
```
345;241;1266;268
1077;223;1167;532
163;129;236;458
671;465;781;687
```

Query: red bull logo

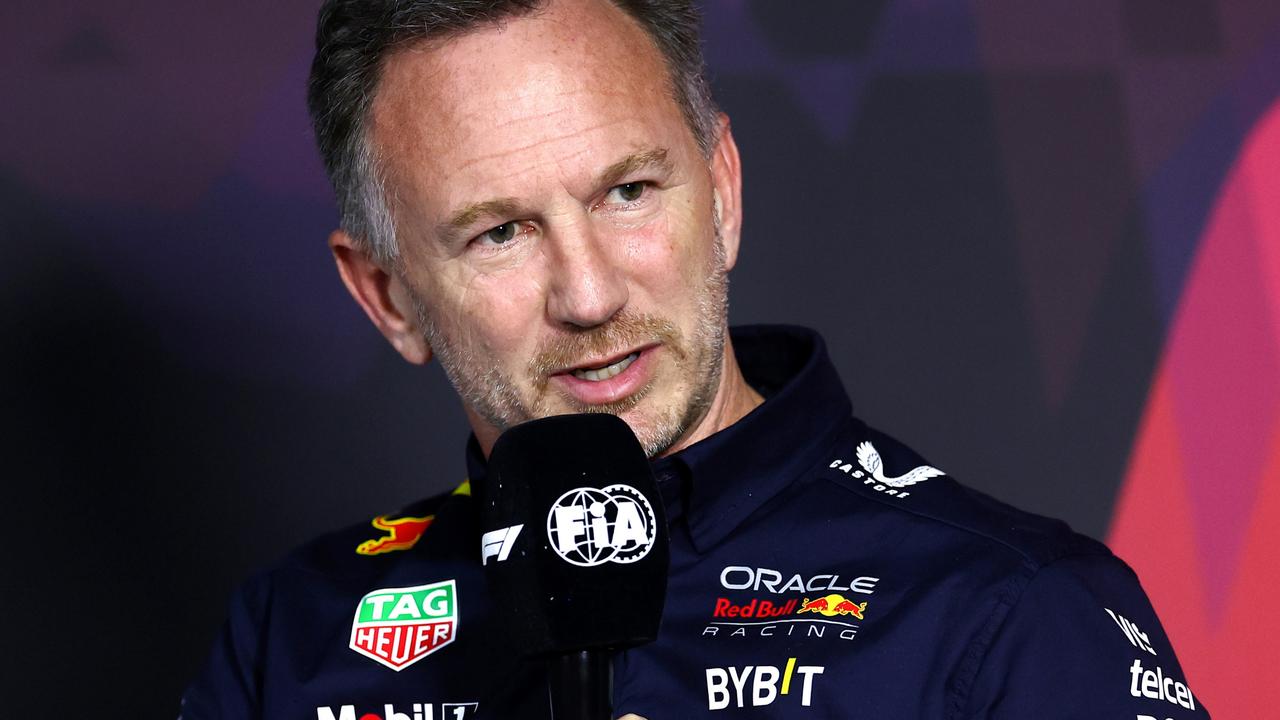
713;597;799;618
355;482;471;556
356;515;434;556
797;594;867;619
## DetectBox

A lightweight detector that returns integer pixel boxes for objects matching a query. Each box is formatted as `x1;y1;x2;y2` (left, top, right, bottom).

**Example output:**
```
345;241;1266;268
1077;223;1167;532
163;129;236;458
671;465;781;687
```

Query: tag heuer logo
349;579;458;671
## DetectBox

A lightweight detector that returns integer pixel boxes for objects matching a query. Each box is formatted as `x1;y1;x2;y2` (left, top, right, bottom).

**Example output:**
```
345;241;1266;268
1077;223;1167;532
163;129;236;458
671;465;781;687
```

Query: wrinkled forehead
365;0;695;223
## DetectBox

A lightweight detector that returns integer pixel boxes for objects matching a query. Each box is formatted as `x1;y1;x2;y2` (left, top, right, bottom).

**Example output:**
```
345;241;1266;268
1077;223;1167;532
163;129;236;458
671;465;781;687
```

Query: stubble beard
413;234;731;458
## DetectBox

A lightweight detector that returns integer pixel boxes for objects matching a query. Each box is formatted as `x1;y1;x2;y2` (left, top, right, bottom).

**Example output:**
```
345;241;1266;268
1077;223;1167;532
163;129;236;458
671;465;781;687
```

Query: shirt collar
653;325;852;552
465;325;853;553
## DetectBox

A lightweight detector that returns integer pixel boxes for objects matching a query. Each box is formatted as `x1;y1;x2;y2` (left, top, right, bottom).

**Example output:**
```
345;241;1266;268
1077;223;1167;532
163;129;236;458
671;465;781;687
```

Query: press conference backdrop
2;1;1276;716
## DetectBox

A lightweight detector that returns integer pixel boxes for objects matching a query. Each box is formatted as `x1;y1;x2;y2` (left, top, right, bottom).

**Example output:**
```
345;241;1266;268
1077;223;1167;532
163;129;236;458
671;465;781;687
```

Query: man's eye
479;222;518;245
606;182;647;204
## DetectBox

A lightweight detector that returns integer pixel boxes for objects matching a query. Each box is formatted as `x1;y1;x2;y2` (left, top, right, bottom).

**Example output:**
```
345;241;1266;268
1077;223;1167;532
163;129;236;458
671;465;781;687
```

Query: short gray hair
307;0;719;265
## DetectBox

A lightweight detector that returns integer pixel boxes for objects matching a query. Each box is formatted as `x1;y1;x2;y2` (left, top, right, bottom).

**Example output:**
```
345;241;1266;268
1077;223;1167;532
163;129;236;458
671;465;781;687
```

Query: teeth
571;352;639;382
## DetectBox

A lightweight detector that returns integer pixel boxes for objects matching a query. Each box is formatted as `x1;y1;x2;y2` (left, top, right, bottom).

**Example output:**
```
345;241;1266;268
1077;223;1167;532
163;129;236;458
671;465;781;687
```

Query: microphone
477;413;670;720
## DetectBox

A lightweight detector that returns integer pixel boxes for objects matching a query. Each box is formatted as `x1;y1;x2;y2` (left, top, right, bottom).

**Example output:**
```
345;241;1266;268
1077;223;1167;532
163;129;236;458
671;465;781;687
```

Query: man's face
366;0;741;455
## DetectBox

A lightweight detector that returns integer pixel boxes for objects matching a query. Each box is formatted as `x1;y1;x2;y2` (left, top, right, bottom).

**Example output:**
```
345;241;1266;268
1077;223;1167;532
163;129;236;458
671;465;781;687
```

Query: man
183;1;1210;718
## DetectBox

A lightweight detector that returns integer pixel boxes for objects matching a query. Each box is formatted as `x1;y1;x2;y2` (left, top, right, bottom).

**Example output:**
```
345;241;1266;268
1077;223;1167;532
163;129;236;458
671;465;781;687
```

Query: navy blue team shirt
183;325;1209;719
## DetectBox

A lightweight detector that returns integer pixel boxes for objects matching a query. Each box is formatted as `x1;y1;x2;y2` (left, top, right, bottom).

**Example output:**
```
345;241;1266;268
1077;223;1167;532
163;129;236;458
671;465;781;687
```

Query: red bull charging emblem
797;594;867;619
356;515;434;556
356;482;471;556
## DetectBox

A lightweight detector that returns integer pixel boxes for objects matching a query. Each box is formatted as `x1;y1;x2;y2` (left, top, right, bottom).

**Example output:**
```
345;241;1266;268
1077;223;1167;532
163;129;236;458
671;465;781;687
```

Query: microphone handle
548;649;613;720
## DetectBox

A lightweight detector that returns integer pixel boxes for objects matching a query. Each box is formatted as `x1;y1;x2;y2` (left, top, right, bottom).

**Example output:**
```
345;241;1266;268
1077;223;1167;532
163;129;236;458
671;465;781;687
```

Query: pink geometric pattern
1110;98;1280;719
1166;116;1280;617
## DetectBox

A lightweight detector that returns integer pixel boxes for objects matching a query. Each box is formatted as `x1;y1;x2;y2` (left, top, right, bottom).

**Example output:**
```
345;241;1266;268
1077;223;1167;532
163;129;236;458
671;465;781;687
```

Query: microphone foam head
478;413;670;657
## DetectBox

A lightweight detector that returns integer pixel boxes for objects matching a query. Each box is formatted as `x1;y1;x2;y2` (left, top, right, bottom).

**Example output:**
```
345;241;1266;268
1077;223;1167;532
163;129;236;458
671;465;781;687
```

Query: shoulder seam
945;552;1128;719
821;473;1101;565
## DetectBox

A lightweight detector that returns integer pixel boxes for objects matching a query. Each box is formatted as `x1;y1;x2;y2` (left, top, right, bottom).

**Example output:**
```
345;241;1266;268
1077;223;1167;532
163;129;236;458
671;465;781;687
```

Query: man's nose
544;219;629;328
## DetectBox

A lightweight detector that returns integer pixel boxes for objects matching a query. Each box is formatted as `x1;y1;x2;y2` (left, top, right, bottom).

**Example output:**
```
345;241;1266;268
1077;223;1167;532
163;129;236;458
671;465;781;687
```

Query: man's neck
656;334;763;457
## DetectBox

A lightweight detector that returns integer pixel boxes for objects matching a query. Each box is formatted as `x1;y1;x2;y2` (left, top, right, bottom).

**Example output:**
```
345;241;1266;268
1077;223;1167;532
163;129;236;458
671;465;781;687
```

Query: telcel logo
1129;659;1196;711
546;485;656;567
316;702;477;720
706;658;824;710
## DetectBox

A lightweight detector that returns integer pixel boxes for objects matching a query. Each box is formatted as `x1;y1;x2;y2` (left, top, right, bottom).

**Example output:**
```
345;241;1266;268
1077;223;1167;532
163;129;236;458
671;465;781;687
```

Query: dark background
3;1;1277;716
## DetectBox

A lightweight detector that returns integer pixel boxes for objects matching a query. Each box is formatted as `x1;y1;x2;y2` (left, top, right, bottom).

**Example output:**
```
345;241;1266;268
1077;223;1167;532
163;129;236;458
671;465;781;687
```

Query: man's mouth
545;343;660;408
570;352;640;382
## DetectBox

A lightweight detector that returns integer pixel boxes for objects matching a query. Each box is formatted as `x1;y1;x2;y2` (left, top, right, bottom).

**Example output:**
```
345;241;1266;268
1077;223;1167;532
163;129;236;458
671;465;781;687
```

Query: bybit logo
705;658;824;710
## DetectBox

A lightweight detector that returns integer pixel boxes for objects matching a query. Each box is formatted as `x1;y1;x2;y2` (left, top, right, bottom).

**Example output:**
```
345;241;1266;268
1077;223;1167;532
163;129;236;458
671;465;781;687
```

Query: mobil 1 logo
317;702;478;720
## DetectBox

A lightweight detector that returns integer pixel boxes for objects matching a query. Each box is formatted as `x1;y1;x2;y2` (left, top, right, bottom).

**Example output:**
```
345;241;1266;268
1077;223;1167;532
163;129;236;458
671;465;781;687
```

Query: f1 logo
481;525;523;565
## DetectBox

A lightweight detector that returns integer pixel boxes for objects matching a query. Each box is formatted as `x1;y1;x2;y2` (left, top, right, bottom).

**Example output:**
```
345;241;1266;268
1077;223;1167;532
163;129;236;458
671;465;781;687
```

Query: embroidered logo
356;481;472;555
828;442;945;499
855;442;945;487
356;515;434;556
797;594;867;619
349;580;458;671
704;567;879;642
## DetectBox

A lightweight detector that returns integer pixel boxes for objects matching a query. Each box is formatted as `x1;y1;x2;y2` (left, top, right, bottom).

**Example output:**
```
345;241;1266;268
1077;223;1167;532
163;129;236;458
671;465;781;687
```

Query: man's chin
493;376;697;456
612;401;695;458
520;398;682;458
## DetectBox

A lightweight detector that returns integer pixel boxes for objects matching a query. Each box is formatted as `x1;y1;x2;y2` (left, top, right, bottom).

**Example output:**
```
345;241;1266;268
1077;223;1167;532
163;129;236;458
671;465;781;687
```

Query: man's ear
329;229;433;365
709;112;744;271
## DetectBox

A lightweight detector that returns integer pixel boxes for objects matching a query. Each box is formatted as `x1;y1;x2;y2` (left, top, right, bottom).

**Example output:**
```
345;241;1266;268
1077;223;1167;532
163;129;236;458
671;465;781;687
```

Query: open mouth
569;352;640;382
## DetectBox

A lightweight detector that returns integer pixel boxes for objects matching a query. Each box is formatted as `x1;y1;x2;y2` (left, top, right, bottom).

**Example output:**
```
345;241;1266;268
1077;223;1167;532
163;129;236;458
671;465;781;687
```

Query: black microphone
477;413;670;720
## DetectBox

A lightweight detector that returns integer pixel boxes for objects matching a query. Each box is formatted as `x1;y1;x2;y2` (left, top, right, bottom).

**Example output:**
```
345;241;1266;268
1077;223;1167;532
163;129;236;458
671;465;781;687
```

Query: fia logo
546;484;656;567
